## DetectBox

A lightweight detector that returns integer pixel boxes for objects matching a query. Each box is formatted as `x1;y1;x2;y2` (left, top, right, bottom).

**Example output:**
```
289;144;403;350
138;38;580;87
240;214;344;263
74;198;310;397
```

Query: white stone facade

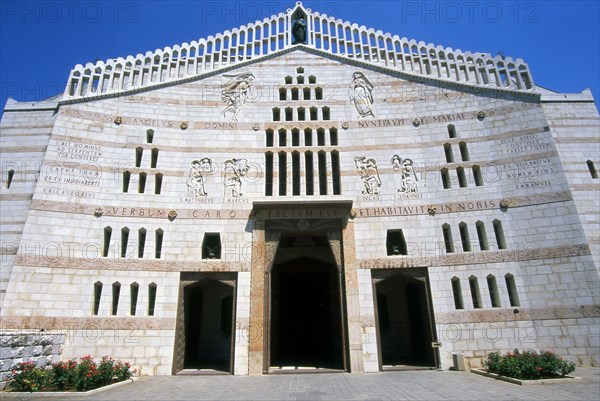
1;2;598;375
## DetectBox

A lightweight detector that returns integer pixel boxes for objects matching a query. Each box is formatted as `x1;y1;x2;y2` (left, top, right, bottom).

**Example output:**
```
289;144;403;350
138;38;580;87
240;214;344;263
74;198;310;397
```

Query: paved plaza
5;367;599;400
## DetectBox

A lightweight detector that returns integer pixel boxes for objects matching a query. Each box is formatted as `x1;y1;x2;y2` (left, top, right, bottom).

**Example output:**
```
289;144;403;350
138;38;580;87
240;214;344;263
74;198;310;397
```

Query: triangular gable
63;2;534;102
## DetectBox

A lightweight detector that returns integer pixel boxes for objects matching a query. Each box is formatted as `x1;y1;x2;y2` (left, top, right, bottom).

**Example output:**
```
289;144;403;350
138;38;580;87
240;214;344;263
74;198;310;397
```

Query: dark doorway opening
373;270;436;369
269;234;345;370
183;279;235;372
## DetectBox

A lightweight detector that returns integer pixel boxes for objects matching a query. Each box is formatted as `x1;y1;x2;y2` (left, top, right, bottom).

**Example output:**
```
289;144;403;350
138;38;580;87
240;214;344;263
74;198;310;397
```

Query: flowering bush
7;356;135;392
483;349;576;380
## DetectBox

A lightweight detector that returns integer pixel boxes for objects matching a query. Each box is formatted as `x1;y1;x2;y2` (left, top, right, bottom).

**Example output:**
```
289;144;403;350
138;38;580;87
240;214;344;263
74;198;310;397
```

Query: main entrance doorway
372;269;437;370
268;234;346;371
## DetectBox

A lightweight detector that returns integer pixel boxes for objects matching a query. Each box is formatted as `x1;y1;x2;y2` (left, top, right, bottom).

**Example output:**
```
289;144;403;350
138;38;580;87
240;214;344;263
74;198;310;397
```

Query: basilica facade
1;2;598;375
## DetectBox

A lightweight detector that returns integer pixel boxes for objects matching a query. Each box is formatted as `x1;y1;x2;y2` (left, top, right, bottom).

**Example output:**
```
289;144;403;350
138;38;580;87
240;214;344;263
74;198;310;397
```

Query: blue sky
1;0;599;111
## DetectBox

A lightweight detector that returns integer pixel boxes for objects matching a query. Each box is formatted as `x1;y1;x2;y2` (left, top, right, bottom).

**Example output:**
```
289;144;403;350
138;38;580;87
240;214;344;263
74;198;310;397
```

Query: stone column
247;219;266;375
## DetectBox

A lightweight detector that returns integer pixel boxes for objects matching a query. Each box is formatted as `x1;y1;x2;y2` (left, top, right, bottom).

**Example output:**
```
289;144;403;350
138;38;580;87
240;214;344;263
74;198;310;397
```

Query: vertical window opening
505;273;520;307
102;226;112;257
123;171;131;192
296;75;304;84
138;172;147;193
309;75;316;84
6;169;14;189
292;151;301;195
265;152;273;196
148;283;157;316
472;165;483;186
278;152;287;195
442;223;454;253
331;151;341;195
284;76;292;84
135;147;143;167
317;128;326;146
469;276;482;309
448;124;457;138
451;277;464;310
291;129;300;146
130;282;139;316
202;233;221;259
266;129;274;147
154;173;163;194
315;87;323;100
318;151;327;195
459;222;471;252
587;160;598;178
285;107;293;121
476;221;489;250
487;275;501;308
93;281;103;315
493;219;506;249
146;129;154;143
457;167;467;188
291;88;299;100
111;282;121;315
120;227;130;258
279;87;286;101
138;228;147;258
305;151;314;195
304;128;312;146
155;229;163;259
444;143;454;163
459;141;470;161
329;128;338;146
303;87;311;100
441;168;451;189
297;107;306;121
272;107;280;121
322;107;330;120
386;229;407;255
278;129;287;147
151;148;159;168
310;107;318;120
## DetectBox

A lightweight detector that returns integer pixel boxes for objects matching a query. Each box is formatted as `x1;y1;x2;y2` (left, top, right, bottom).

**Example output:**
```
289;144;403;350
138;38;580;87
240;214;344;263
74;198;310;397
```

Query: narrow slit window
331;151;341;195
297;107;306;121
272;107;280;121
151;148;159;168
448;124;457;138
459;142;470;161
6;169;14;189
93;281;103;315
120;227;130;258
202;233;221;259
154;173;163;194
441;168;451;189
130;282;139;315
444;143;454;163
111;282;121;315
138;228;147;258
309;75;316;84
457;167;467;188
278;152;287;195
317;128;326;146
135;147;143;167
472;165;483;186
459;222;471;252
265;152;273;196
315;87;323;100
386;229;407;255
587;160;598;178
322;107;330;120
476;221;489;250
291;88;299;100
304;129;312;146
123;171;131;192
451;277;464;310
292;129;300;146
278;129;287;147
279;88;286;101
442;223;454;253
493;219;506;249
487;275;501;308
469;276;482;309
155;229;164;259
303;87;311;100
310;107;318;120
266;129;274;147
138;172;147;193
318;151;327;195
292;152;301;195
329;128;338;146
296;75;304;84
146;129;154;143
148;283;157;316
505;273;520;307
285;107;293;121
102;226;112;257
305;151;314;195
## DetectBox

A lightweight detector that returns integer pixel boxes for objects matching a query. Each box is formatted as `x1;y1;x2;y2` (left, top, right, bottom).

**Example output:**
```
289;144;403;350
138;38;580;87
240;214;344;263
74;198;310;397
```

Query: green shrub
483;349;576;380
7;356;135;392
